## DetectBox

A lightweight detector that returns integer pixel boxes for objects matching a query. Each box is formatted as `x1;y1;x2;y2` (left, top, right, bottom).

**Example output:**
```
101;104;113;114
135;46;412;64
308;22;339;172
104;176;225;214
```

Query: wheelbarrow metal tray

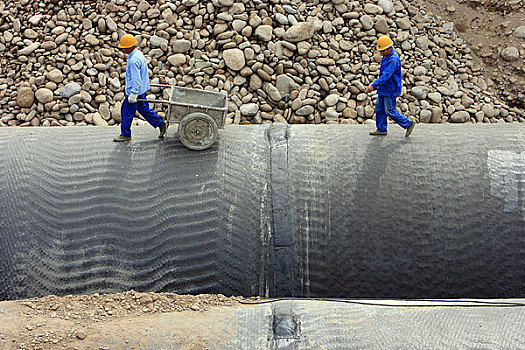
167;86;227;128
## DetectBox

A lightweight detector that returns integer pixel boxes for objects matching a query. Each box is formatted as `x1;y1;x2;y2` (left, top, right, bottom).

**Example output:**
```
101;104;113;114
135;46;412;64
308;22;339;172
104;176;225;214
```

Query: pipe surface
0;125;523;300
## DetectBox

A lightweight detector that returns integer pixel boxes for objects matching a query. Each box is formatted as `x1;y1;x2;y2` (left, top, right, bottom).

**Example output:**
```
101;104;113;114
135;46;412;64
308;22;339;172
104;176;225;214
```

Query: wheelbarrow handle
136;99;171;104
150;84;173;88
137;83;172;103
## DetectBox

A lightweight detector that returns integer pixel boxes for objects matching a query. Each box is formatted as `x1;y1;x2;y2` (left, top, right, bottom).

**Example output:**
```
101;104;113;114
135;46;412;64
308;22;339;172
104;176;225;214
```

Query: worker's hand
128;93;138;104
365;85;374;94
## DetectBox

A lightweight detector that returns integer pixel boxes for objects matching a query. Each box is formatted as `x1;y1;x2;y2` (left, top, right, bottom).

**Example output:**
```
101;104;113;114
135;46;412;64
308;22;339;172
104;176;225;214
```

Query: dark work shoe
113;134;131;142
405;119;415;137
158;122;167;138
370;130;387;136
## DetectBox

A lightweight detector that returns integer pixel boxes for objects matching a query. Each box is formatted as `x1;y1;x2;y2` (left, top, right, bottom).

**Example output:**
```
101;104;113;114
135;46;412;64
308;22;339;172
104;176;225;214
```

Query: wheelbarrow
138;85;228;150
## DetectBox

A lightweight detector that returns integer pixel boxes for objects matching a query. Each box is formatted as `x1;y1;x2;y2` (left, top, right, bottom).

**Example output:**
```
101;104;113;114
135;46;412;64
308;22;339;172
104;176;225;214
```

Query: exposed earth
0;291;244;350
418;0;524;109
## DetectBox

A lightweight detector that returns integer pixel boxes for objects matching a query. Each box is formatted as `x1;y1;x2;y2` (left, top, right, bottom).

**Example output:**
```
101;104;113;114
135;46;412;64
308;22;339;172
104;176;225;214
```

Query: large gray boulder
275;74;298;97
150;35;168;48
167;54;186;67
240;103;259;116
92;112;109;126
255;25;273;41
266;84;282;102
59;83;81;98
223;49;245;71
411;86;430;100
46;69;64;83
35;88;54;104
450;111;470;123
296;105;314;116
513;26;525;38
420;109;432;123
360;15;374;30
283;22;315;42
500;46;519;61
173;40;191;53
377;0;394;13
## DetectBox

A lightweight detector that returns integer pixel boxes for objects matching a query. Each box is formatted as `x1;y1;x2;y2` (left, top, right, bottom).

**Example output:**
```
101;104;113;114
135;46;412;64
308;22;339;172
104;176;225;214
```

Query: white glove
128;93;138;103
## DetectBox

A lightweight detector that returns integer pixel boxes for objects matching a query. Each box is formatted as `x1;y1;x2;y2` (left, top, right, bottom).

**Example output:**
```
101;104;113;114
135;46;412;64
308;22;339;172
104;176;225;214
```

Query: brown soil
417;0;525;108
0;291;244;350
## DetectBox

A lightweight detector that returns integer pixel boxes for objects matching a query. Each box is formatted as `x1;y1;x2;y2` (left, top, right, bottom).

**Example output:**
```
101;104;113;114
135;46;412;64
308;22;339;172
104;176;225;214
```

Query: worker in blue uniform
365;35;415;137
114;34;166;142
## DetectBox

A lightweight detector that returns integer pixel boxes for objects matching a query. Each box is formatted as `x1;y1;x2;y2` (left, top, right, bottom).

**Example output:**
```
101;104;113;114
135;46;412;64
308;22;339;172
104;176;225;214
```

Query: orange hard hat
377;35;393;51
119;34;137;49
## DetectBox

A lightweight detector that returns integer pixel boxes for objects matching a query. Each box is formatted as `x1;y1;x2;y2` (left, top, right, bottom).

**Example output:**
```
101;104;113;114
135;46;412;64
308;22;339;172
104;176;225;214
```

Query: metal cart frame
138;84;228;150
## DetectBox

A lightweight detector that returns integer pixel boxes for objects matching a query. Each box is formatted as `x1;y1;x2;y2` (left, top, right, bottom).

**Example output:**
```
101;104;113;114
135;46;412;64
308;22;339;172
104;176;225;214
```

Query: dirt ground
0;291;245;350
417;0;525;108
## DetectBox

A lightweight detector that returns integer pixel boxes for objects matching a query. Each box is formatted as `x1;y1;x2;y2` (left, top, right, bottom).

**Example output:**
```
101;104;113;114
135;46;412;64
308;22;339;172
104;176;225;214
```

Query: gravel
0;0;523;128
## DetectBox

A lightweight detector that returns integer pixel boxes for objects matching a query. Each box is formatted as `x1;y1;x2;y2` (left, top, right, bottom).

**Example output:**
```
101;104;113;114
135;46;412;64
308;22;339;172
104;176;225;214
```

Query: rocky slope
419;0;524;109
0;0;523;128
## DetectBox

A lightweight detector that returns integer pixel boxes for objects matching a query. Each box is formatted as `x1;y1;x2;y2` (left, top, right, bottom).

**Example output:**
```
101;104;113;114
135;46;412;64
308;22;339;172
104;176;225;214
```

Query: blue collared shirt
371;49;402;96
125;49;150;95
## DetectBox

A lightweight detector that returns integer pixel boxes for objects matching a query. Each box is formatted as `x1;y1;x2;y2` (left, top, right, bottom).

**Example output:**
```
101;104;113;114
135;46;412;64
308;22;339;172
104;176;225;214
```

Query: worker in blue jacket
365;35;415;137
114;34;166;142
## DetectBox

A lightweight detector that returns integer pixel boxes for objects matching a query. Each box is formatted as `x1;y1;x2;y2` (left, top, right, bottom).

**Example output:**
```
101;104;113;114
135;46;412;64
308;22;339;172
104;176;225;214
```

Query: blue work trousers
120;93;164;137
375;95;412;133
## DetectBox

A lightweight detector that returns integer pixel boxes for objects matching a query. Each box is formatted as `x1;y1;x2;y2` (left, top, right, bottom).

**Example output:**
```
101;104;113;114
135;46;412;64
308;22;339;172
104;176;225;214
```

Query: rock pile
0;0;523;128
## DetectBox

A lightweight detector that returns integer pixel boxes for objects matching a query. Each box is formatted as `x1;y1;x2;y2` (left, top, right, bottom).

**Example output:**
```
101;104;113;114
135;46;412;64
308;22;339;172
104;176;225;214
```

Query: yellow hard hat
377;35;393;51
119;34;137;49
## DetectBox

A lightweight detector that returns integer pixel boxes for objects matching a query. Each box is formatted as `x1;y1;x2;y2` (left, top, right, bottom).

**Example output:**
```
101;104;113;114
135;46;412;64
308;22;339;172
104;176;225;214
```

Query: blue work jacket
125;49;150;95
372;49;402;96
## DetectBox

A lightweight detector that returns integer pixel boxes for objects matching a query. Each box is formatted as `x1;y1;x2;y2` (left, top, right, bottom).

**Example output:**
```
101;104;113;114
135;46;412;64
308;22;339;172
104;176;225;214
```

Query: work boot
405;119;415;137
113;134;131;142
370;130;387;136
158;122;167;138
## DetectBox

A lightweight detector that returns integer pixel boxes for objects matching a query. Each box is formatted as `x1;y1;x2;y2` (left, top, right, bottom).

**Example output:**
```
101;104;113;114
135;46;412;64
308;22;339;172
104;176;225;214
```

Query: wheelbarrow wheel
178;112;219;150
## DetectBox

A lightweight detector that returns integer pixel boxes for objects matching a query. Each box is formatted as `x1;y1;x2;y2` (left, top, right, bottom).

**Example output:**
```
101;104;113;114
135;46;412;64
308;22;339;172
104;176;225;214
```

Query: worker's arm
371;58;397;90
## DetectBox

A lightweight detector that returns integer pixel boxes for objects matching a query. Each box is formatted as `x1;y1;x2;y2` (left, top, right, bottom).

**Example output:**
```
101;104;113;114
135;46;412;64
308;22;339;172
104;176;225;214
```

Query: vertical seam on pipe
266;125;298;298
